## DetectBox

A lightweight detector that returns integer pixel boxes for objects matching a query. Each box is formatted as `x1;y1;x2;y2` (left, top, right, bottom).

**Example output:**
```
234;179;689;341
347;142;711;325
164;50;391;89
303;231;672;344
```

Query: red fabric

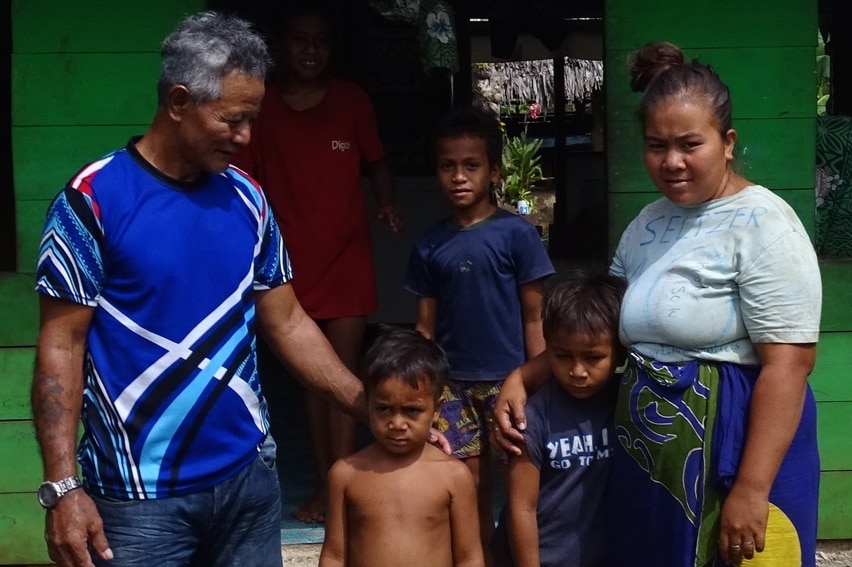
234;78;383;318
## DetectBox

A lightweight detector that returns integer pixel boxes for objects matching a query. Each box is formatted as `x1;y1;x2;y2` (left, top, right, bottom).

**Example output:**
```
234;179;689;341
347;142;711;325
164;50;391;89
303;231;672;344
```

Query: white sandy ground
282;541;852;566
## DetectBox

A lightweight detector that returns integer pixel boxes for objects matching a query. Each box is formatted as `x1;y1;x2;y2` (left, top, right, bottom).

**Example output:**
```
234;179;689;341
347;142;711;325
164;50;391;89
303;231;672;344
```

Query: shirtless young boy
319;327;485;567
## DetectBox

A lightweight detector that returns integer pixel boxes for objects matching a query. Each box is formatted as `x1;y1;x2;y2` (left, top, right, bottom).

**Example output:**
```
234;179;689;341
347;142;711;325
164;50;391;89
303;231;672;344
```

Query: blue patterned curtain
369;0;459;74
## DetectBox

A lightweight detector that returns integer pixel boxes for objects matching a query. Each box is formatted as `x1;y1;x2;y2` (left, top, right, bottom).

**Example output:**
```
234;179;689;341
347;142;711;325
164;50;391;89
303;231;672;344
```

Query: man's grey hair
157;11;271;105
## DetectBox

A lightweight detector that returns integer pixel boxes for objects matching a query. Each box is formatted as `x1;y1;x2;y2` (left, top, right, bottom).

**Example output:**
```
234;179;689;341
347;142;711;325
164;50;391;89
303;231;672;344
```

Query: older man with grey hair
31;11;365;567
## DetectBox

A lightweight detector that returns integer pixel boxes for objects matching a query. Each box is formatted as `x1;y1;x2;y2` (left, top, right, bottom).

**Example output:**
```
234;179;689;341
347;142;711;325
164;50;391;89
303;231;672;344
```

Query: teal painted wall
604;0;852;539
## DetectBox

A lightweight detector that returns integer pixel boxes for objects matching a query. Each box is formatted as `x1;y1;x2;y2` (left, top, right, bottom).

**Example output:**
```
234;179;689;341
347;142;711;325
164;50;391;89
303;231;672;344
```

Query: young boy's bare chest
347;468;452;528
343;470;456;567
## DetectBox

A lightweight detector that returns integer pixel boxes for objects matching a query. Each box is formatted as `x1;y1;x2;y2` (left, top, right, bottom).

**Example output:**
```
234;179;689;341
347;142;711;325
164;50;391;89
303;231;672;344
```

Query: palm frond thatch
474;58;603;113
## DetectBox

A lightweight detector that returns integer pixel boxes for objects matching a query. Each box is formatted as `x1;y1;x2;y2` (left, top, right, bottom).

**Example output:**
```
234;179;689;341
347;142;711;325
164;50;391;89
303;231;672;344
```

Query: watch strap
38;475;83;509
54;475;82;494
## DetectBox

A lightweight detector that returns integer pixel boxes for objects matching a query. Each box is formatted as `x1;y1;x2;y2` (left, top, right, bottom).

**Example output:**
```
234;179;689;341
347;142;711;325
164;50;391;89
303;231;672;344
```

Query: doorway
467;3;607;261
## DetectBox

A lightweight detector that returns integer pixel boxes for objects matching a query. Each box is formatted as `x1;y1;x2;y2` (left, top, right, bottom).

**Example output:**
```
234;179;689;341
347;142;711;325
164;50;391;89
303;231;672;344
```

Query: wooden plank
606;47;816;122
0;492;52;564
818;471;852;539
0;421;43;494
604;119;648;193
16;200;49;275
776;189;816;239
733;119;816;191
817;402;852;472
12;0;203;54
605;0;816;51
13;126;146;201
0;273;39;347
606;191;658;252
811;333;852;402
12;53;160;127
607;118;816;193
0;349;35;420
820;262;852;332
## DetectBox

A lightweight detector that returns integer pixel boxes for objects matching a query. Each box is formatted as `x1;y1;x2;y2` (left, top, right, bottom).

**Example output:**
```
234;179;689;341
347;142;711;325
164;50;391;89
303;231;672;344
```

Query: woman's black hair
628;41;733;136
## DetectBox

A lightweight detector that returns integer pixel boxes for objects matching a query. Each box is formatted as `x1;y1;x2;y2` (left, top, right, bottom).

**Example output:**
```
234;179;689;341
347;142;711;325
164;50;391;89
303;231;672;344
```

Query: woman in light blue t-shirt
493;41;821;567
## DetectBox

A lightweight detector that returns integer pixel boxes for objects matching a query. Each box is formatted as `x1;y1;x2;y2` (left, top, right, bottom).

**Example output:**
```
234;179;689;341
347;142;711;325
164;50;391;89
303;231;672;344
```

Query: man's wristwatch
37;476;82;510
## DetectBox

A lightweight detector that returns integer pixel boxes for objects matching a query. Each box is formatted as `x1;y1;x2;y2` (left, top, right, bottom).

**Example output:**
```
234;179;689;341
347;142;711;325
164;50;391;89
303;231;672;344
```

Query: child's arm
507;447;541;567
448;462;486;567
365;157;402;233
519;280;546;359
319;461;350;567
414;296;438;340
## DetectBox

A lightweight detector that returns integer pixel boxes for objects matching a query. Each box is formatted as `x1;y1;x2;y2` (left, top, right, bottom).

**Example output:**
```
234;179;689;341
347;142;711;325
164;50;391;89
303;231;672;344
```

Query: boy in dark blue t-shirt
405;106;554;561
492;270;626;567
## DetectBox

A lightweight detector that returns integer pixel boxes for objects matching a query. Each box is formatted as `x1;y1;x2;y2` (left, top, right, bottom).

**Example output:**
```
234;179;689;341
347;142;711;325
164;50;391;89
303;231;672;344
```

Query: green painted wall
604;0;852;540
4;1;202;563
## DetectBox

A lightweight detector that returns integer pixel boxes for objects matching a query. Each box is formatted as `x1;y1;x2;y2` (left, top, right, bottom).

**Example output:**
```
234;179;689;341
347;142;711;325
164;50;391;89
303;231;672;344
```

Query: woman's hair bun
628;41;685;93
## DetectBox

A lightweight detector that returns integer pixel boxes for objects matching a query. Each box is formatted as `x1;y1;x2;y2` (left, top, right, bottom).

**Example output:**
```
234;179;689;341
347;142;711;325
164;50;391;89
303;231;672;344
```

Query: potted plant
498;103;545;212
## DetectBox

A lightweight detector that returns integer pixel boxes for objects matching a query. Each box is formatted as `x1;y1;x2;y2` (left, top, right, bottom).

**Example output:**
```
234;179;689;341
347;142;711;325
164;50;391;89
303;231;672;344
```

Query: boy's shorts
434;379;502;459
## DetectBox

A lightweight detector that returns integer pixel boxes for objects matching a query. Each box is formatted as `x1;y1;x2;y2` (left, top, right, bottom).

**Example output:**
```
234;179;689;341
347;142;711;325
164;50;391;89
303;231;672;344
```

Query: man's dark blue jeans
91;435;283;567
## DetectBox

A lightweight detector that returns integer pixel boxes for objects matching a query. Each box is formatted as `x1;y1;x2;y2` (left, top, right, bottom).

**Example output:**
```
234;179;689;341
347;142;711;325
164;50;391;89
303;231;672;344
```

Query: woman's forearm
734;343;814;494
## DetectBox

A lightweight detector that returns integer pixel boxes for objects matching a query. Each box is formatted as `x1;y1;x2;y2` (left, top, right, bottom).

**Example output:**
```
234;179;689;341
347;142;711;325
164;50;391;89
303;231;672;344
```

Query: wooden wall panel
607;119;816;193
734;119;817;190
607;48;816;122
13;125;147;201
13;53;160;127
817;402;852;472
0;273;39;346
0;348;34;420
12;0;203;54
606;192;657;251
605;0;815;51
604;120;648;193
772;189;816;237
818;471;852;539
15;200;48;275
0;422;43;493
811;332;852;402
0;493;51;564
819;262;852;332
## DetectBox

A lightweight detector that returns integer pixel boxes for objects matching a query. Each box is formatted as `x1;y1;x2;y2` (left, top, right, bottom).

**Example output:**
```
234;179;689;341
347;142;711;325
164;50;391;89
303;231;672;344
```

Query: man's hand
493;355;551;455
429;428;452;455
492;371;528;456
45;490;113;567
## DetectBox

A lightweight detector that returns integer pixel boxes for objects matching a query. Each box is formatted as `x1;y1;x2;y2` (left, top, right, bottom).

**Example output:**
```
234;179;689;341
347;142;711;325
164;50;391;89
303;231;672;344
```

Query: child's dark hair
542;270;627;341
362;326;448;400
430;105;503;169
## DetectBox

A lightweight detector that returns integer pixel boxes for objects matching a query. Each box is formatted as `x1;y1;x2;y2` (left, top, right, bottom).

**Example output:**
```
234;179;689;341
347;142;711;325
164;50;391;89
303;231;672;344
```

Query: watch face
38;483;60;509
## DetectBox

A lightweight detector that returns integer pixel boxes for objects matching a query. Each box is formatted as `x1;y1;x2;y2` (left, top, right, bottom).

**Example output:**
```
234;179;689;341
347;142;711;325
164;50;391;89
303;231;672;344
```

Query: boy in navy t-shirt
405;106;554;561
492;270;626;567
